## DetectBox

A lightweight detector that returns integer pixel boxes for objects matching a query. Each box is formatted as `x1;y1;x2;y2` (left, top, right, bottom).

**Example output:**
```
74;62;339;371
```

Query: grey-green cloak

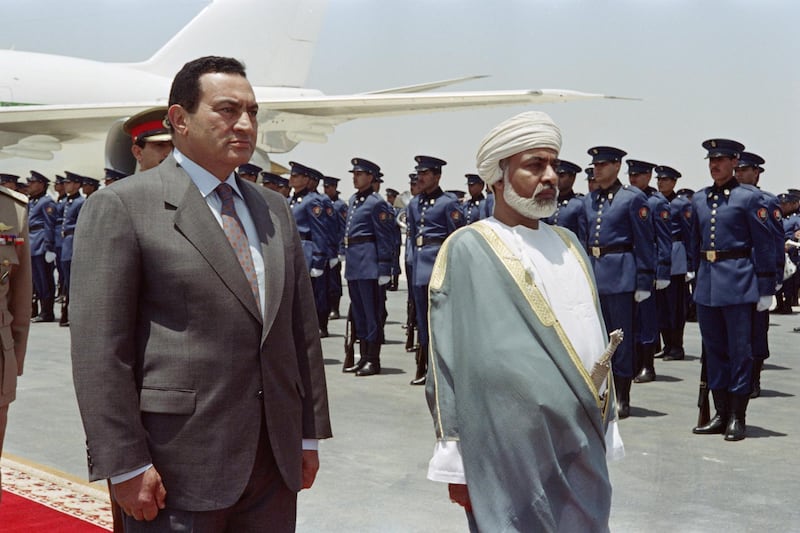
426;222;612;532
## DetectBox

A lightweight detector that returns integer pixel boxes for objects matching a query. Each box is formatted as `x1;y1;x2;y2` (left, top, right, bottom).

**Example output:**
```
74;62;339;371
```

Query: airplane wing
0;88;629;158
359;76;489;94
257;88;628;151
0;103;162;159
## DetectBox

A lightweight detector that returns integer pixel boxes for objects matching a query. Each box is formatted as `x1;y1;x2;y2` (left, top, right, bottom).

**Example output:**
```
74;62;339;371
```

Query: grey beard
503;173;557;220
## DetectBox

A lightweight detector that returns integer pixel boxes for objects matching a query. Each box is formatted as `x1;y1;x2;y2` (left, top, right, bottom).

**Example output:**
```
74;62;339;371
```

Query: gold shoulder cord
469;223;602;409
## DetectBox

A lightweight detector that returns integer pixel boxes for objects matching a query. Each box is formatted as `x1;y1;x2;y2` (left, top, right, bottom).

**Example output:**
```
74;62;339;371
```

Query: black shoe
618;402;630;419
328;310;340;320
31;313;55;323
724;418;746;441
343;359;366;373
693;414;727;434
356;362;381;376
319;328;329;338
410;375;426;386
663;348;685;361
633;368;655;383
58;320;70;327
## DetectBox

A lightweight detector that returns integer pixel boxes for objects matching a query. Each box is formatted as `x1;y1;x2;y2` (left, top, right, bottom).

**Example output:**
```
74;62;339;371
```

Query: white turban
476;111;562;186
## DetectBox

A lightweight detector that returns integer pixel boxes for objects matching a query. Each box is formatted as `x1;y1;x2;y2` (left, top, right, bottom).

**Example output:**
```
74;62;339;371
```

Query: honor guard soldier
654;165;693;361
59;171;86;327
627;159;672;383
0;174;20;192
462;174;487;224
690;139;775;441
288;162;336;337
237;163;262;183
585;166;599;194
261;171;290;198
341;158;396;376
734;151;784;398
545;160;586;241
323;176;348;319
0;184;32;497
403;173;420;352
103;168;128;187
385;187;403;290
81;176;100;198
776;192;800;313
27;171;57;323
123;106;173;172
406;155;465;385
582;146;655;417
53;175;67;302
482;180;495;219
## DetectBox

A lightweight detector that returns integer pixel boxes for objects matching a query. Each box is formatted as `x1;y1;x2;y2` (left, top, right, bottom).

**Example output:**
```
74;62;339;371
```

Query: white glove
634;290;651;303
329;257;339;268
338;254;345;263
685;271;695;282
756;295;772;312
776;283;783;292
310;268;323;278
45;251;57;263
655;279;670;290
378;275;390;286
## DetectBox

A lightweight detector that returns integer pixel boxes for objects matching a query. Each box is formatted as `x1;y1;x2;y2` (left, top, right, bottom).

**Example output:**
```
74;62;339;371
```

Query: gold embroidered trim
469;223;602;409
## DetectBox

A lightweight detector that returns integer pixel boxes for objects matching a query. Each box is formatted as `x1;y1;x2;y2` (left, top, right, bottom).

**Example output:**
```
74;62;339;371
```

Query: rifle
405;295;417;352
342;305;355;371
697;345;710;428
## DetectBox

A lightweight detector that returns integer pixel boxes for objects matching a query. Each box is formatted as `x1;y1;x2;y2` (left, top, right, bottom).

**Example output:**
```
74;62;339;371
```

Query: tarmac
5;283;800;532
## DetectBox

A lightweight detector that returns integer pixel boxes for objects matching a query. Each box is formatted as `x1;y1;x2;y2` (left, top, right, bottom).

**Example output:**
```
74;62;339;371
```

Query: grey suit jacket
70;154;331;511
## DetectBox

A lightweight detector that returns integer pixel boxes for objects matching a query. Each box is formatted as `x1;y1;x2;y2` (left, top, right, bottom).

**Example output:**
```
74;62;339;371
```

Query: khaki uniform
0;186;32;497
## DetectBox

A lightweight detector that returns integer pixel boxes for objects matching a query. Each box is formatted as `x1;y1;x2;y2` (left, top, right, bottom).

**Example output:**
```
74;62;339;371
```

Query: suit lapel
163;158;262;323
239;180;285;335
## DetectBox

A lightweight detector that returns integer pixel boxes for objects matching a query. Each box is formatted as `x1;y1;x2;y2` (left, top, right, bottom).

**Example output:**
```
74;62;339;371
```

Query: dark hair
168;56;247;113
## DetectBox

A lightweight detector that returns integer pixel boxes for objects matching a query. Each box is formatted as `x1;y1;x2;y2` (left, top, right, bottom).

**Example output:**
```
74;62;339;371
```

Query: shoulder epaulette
0;186;29;205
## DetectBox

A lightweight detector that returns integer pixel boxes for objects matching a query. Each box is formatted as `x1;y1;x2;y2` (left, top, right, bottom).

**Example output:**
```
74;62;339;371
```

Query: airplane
0;0;625;177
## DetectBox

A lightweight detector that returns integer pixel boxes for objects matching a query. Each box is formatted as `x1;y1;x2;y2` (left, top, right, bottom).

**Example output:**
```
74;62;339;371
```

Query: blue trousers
413;284;430;348
657;274;687;331
31;254;55;301
697;303;753;394
634;292;658;345
751;308;770;360
60;260;72;299
600;292;635;378
311;265;330;326
348;279;381;343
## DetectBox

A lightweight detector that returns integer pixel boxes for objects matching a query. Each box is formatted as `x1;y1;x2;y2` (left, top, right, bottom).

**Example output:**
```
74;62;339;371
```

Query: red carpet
1;491;109;532
1;455;112;531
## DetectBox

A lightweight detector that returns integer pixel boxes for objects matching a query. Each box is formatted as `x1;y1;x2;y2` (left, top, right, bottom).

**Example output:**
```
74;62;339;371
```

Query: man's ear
131;144;143;163
167;104;188;137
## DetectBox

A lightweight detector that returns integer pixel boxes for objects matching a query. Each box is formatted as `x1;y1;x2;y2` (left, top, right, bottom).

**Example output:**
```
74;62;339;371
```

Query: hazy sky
1;0;798;196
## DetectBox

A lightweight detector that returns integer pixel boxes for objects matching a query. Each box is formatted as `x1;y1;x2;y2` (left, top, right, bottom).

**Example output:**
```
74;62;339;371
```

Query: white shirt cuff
110;464;152;485
302;439;319;451
427;440;466;483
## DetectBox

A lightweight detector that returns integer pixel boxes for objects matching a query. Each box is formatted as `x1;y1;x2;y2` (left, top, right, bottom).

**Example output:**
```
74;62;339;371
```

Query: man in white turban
425;111;623;532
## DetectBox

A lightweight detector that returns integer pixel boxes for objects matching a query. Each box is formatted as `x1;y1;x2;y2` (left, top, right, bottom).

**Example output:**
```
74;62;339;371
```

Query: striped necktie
216;183;260;311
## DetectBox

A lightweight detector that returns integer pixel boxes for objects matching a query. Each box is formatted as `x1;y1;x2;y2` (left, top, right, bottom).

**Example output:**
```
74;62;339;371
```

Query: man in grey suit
71;56;332;531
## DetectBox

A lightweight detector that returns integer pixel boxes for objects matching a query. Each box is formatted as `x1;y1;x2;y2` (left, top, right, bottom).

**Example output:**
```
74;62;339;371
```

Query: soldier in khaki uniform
0;186;32;499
